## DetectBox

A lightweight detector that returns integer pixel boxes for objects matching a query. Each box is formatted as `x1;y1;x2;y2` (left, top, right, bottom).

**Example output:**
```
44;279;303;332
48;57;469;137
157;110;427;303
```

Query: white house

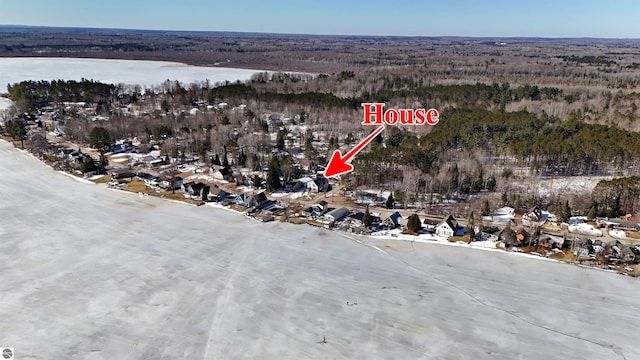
435;215;458;237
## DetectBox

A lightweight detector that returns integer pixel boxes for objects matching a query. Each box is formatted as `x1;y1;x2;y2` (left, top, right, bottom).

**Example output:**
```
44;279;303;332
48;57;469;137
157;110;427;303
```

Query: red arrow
324;125;385;178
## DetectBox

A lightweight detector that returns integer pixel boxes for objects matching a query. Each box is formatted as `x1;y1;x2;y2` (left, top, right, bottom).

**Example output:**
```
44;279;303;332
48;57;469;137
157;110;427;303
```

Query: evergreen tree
465;211;475;239
266;156;282;192
560;201;572;223
276;130;285;151
587;205;597;221
406;214;422;233
450;164;459;192
252;174;262;189
385;193;395;209
486;174;497;192
238;148;247;166
481;200;491;216
212;154;221;166
363;205;372;228
222;147;229;168
6;120;27;148
80;156;97;173
89;126;111;156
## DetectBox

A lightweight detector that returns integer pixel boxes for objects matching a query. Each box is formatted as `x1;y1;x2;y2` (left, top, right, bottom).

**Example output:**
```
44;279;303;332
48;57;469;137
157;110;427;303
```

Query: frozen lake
0;139;639;359
0;57;266;89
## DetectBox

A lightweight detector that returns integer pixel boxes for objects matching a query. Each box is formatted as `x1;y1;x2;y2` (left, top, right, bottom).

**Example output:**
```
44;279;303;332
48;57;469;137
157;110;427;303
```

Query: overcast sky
0;0;638;38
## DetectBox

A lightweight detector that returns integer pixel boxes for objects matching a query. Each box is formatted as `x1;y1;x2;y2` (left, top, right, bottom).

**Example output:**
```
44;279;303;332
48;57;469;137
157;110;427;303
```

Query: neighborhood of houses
2;96;640;276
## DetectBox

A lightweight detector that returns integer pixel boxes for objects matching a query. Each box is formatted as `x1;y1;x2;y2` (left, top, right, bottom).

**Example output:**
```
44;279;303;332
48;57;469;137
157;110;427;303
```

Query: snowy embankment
1;140;639;360
0;97;13;113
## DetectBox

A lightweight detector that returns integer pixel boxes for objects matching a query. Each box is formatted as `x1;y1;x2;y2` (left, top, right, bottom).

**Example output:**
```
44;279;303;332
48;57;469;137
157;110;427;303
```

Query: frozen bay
0;57;265;89
0;139;638;359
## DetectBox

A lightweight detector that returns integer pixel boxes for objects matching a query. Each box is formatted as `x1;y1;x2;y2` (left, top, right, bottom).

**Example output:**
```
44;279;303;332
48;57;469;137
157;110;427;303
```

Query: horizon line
1;24;640;41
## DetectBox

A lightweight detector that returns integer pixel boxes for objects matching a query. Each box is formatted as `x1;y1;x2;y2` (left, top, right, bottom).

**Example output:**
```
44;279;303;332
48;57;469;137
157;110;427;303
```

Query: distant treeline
208;81;563;110
557;55;617;66
7;80;116;111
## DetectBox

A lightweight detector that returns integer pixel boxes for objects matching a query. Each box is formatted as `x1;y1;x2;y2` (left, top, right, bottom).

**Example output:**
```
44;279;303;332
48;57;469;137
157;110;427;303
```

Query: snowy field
1;139;639;360
0;57;266;88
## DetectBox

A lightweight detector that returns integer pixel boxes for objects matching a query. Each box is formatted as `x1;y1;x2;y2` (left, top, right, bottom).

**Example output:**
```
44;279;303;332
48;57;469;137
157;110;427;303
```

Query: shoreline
1;137;632;276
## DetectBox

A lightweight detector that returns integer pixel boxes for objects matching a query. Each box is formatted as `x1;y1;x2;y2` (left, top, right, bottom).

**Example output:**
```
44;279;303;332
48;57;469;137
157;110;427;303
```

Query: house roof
326;207;348;219
348;212;365;221
249;192;268;204
438;215;458;230
385;211;407;226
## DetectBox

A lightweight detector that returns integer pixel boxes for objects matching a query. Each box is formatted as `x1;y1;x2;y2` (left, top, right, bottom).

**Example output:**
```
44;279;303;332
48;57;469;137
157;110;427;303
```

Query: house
246;192;269;208
210;165;234;181
422;218;440;232
383;211;408;229
159;176;183;190
293;177;319;193
182;182;208;198
346;212;365;227
136;172;160;187
324;207;349;222
522;206;546;227
302;201;329;218
479;226;501;242
435;215;459;237
605;240;638;263
208;185;229;202
109;168;134;180
233;193;248;206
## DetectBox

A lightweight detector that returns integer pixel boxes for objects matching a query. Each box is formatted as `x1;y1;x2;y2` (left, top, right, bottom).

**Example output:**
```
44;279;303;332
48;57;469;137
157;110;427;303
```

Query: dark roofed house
422;218;440;231
346;212;365;227
383;211;408;229
246;192;269;208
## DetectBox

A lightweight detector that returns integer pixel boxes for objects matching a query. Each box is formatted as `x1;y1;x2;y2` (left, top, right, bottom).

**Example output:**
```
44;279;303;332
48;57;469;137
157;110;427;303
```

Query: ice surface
0;57;266;88
0;139;638;359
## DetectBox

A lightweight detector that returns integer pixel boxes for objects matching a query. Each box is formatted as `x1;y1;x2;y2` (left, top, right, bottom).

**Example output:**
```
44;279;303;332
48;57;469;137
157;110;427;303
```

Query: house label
361;102;439;126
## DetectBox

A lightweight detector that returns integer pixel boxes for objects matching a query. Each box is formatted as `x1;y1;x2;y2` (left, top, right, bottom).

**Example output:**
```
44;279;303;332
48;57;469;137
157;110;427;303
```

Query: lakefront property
2;74;639;276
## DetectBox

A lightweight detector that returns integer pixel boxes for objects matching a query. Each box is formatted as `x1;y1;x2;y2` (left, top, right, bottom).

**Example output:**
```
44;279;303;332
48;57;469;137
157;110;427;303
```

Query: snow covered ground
1;139;639;359
0;57;267;88
0;97;13;113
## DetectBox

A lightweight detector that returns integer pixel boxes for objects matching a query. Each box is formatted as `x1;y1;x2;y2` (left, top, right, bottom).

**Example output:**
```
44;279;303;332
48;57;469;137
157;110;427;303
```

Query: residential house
182;182;208;198
346;212;365;227
435;215;459;237
210;165;234;181
293;177;319;193
246;192;269;208
234;192;270;208
301;201;328;218
422;218;440;232
136;172;160;187
522;206;546;227
324;207;349;222
383;211;408;229
109;168;134;180
208;185;229;202
159;176;183;190
605;240;638;263
479;226;502;242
